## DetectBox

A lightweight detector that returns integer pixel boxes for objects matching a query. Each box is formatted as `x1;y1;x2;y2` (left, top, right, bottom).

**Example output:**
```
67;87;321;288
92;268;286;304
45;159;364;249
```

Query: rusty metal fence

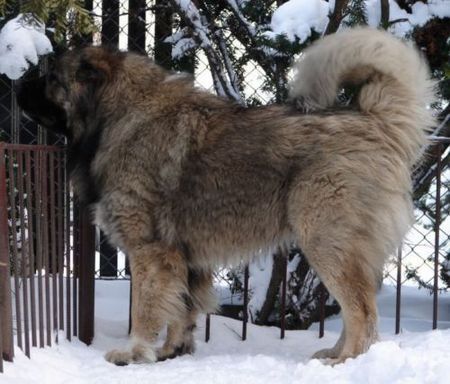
0;143;95;373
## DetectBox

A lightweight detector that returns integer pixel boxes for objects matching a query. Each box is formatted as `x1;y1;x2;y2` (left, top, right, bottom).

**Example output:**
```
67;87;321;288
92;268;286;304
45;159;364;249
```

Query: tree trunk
154;0;173;70
255;248;287;324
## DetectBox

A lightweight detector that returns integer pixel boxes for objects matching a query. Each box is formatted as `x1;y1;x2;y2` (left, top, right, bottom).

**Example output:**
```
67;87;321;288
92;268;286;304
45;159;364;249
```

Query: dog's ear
75;59;105;83
75;48;120;84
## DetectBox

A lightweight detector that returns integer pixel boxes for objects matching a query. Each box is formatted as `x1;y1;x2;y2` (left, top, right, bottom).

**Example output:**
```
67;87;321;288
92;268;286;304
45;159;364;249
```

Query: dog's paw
312;349;353;366
105;349;133;366
156;341;195;362
312;347;340;360
105;344;157;366
325;356;351;365
317;355;352;366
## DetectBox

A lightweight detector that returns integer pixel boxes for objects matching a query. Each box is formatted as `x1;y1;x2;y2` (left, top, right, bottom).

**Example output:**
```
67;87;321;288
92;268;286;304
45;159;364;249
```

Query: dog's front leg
105;243;189;365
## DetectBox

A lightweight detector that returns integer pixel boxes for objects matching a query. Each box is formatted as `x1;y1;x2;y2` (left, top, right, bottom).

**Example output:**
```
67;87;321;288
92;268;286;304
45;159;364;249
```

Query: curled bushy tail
289;27;436;164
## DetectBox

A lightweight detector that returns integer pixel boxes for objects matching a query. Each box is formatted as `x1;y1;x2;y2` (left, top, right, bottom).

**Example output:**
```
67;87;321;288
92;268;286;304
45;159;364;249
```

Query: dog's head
16;72;68;136
17;46;167;141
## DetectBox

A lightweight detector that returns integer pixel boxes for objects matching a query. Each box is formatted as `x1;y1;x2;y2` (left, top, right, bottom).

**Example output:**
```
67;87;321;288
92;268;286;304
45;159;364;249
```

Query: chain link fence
87;0;274;279
0;1;448;293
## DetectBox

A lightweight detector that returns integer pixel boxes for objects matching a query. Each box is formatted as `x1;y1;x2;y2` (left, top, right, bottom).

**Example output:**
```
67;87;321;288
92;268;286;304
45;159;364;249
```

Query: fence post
395;246;402;334
205;313;211;343
78;207;96;345
280;254;287;339
242;265;249;341
433;143;442;330
102;0;120;46
128;0;146;53
0;310;3;372
0;143;14;364
319;283;326;338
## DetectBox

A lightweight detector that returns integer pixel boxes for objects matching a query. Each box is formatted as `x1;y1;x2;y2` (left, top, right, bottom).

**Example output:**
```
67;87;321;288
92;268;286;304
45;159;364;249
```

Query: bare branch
388;18;409;27
170;0;242;102
380;0;390;29
222;5;279;83
324;0;350;35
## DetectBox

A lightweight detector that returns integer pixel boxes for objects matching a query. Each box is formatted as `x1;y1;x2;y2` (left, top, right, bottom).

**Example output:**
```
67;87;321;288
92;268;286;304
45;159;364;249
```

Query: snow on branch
0;14;53;80
366;0;450;37
266;0;450;41
171;0;243;102
224;0;256;37
264;0;330;43
164;30;197;60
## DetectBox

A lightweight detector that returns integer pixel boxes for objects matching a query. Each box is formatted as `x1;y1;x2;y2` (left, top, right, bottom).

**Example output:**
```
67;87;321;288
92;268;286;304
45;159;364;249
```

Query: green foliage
344;0;368;27
438;48;450;102
239;0;274;26
0;0;18;21
0;0;96;43
0;0;5;16
412;18;450;106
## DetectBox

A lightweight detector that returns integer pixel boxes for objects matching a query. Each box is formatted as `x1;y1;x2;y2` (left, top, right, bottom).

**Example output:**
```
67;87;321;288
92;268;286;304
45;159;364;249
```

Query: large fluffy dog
17;28;435;365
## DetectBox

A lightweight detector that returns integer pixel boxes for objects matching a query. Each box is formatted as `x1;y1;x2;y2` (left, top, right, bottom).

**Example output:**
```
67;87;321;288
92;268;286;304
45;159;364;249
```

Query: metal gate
0;143;95;373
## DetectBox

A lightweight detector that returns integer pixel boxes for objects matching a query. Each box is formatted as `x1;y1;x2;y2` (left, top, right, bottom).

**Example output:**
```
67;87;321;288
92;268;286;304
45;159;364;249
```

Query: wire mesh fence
1;1;449;370
0;0;447;289
88;1;450;294
0;0;448;291
0;1;297;280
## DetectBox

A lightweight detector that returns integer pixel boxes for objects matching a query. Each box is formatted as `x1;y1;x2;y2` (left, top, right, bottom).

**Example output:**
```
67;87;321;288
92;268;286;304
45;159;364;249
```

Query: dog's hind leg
289;175;383;364
299;228;379;364
157;269;217;361
105;244;189;366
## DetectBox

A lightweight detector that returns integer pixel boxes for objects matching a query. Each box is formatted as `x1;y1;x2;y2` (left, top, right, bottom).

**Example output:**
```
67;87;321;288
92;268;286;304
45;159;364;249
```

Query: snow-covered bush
0;14;52;80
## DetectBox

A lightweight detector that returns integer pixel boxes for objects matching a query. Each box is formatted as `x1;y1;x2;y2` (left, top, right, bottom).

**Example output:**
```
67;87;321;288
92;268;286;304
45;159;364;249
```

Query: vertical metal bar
128;277;132;335
34;149;45;348
128;0;146;52
78;207;96;345
433;144;442;330
319;283;326;338
242;265;249;341
65;163;71;341
73;201;79;337
11;81;20;144
17;151;31;357
205;313;211;343
49;151;58;342
395;246;402;334
38;60;48;146
41;151;51;346
7;149;23;350
57;151;64;332
280;253;287;339
0;312;3;373
0;143;14;362
25;151;37;347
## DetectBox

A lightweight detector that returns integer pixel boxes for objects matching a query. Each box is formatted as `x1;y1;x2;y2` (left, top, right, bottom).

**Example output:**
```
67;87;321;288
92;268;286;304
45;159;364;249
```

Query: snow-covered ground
2;280;450;383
